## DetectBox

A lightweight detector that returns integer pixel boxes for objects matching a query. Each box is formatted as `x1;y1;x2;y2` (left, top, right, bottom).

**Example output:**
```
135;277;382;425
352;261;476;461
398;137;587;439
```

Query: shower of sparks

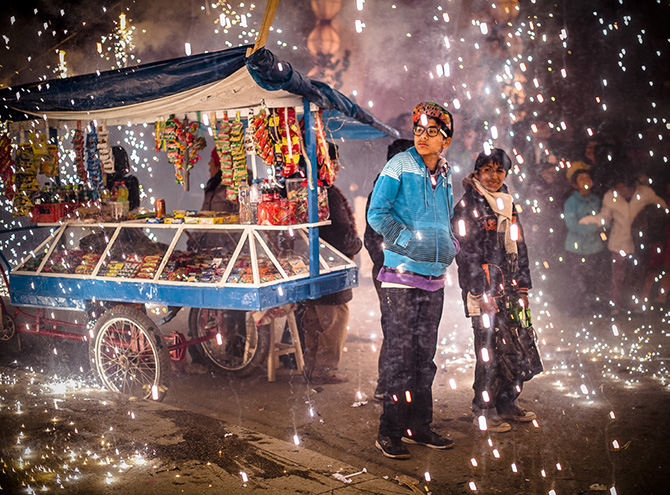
0;1;668;494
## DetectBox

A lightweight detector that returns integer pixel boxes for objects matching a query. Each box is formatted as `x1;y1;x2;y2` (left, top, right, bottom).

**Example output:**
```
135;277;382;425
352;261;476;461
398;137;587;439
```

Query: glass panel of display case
16;229;59;272
98;226;175;279
40;225;114;275
159;228;244;283
252;231;286;284
256;229;310;280
222;231;283;285
319;240;353;271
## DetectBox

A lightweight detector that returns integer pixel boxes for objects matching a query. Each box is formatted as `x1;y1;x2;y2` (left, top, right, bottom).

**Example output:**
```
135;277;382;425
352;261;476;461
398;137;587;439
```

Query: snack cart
0;44;398;400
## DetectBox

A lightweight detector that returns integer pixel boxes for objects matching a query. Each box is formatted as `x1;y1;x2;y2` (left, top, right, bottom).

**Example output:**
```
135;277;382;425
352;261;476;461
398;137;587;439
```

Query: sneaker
473;413;512;433
375;434;411;459
402;429;454;449
499;407;536;423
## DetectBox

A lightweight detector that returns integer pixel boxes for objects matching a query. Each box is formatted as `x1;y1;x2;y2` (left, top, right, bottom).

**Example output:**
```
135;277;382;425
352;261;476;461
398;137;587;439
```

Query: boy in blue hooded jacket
368;102;457;459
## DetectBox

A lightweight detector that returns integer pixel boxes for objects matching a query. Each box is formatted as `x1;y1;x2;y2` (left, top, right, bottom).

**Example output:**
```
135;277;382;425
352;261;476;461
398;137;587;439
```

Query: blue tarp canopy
0;45;399;140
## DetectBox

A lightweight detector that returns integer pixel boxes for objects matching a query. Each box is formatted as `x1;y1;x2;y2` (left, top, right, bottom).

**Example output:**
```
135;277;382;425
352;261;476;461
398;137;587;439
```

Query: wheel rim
0;315;15;341
197;309;259;371
94;317;161;398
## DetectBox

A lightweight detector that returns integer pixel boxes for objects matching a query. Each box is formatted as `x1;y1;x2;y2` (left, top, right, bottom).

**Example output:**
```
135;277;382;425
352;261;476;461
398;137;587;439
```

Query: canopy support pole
303;98;320;298
246;0;279;57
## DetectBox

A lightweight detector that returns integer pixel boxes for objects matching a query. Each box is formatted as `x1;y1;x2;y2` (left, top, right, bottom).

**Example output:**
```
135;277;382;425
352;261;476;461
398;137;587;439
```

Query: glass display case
9;220;357;311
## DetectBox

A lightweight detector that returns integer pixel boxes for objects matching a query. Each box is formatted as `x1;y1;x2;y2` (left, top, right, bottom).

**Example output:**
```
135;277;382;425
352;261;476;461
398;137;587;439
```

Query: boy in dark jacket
363;138;414;400
453;148;536;433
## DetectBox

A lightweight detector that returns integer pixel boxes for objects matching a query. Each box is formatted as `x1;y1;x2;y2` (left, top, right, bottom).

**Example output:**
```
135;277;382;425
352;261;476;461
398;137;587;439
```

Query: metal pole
303;98;320;287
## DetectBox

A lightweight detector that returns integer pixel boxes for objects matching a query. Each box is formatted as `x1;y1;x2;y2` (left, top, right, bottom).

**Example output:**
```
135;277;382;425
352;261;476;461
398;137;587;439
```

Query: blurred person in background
580;171;667;315
563;169;608;314
363;138;413;401
108;146;140;211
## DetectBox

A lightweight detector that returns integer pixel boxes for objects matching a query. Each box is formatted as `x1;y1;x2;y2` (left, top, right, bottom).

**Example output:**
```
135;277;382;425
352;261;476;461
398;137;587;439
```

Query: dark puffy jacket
309;185;362;305
452;181;531;317
363;173;384;269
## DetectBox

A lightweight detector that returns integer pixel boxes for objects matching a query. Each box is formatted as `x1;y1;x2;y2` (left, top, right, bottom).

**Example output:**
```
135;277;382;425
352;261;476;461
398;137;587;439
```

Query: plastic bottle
111;182;119;201
100;188;111;203
249;179;261;224
42;184;52;204
117;181;129;203
238;181;252;224
261;179;272;203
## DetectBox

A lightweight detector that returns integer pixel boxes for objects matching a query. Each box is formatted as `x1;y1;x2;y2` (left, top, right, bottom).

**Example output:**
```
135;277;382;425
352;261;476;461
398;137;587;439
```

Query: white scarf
472;178;518;257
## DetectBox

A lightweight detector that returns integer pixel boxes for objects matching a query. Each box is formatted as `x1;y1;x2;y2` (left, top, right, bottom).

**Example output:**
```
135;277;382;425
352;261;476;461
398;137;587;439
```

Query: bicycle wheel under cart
188;308;270;377
89;305;171;401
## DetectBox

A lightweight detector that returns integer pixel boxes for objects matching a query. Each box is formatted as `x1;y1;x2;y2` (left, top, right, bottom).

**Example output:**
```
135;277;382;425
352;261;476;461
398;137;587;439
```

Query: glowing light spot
458;219;467;236
510;224;519;241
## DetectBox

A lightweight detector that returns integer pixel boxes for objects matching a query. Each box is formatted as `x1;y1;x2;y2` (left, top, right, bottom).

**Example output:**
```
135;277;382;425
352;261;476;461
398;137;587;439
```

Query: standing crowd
293;100;668;460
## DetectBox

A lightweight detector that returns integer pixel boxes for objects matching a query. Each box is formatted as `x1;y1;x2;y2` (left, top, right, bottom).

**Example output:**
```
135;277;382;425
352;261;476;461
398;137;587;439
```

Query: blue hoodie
367;146;457;277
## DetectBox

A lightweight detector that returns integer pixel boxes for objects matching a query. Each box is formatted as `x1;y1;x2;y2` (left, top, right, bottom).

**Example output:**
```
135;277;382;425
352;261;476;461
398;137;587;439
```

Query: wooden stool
267;306;304;382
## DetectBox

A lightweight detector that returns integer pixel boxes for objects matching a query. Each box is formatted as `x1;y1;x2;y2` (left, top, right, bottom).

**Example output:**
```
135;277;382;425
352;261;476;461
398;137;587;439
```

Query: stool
267;306;304;382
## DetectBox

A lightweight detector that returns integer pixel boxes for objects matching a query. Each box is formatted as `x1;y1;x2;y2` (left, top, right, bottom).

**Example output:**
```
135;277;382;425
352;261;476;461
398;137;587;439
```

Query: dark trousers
378;287;444;438
472;314;521;412
372;264;387;393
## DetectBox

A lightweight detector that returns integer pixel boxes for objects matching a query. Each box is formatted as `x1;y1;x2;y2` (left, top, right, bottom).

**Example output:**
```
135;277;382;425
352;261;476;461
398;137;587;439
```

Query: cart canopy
0;45;398;140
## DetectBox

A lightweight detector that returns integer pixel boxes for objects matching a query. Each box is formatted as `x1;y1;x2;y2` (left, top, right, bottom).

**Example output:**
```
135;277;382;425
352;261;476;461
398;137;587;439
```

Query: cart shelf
9;220;357;311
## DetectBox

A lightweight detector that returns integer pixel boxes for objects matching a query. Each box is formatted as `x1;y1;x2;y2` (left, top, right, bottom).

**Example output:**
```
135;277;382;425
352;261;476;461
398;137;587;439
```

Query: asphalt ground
1;275;670;494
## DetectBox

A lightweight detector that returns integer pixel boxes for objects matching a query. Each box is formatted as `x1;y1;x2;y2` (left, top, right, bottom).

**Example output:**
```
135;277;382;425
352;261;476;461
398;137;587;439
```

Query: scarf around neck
472;177;518;259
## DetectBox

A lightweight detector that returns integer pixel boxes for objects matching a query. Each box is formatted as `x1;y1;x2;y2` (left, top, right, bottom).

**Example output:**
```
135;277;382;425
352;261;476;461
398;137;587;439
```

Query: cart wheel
0;314;16;341
89;306;170;401
188;308;270;377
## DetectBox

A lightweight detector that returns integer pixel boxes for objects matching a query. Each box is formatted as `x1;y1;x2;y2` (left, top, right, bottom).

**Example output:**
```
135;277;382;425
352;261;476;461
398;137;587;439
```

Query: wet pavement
1;276;670;494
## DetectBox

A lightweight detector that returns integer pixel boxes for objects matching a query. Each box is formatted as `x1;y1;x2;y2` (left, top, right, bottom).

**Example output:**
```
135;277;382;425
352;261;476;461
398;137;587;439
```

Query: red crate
29;203;69;223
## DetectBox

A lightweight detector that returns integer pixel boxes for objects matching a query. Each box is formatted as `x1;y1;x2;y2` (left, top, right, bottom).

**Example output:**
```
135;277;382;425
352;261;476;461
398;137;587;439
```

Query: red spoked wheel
166;331;186;361
89;306;170;401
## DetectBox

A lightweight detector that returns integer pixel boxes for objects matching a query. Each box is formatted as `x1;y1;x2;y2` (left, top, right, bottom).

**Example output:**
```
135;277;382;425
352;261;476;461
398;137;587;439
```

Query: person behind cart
362;138;413;400
301;143;362;385
108;146;140;211
203;147;239;213
367;102;457;459
187;147;241;255
452;148;537;434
